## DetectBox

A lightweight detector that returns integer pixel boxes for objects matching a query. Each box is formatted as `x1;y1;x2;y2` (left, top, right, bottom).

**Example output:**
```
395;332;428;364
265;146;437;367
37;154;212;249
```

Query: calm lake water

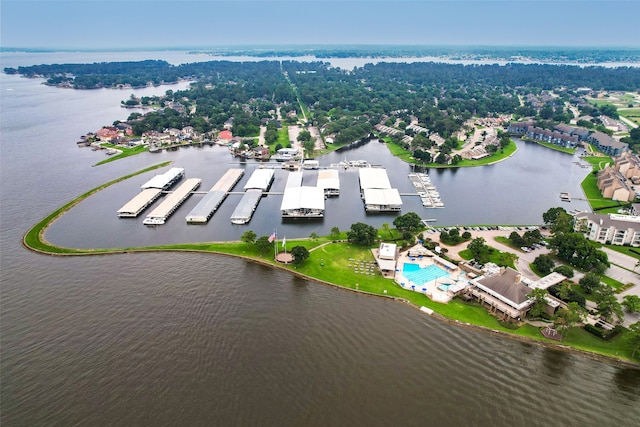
1;51;638;426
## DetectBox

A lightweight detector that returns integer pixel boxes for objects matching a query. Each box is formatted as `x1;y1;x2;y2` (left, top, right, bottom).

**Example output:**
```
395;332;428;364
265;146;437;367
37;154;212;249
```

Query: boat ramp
143;178;201;225
408;173;444;208
185;169;244;224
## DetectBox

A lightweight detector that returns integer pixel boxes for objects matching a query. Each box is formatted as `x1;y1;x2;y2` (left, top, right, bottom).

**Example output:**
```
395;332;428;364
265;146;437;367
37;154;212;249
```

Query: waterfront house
597;167;635;202
587;132;628;156
574;212;640;247
614;152;640;180
467;266;533;320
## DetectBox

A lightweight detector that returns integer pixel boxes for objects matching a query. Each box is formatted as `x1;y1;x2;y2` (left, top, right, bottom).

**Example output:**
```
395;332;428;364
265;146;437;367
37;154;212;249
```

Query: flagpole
273;228;278;259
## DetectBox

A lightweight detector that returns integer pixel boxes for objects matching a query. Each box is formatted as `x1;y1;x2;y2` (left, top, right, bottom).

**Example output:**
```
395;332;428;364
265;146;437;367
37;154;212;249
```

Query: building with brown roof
597;167;635;202
587;132;628;156
614;152;640;180
467;266;533;320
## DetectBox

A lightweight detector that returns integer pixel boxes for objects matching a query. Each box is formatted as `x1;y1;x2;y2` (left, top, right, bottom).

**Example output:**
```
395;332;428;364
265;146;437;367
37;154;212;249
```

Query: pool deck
393;249;468;303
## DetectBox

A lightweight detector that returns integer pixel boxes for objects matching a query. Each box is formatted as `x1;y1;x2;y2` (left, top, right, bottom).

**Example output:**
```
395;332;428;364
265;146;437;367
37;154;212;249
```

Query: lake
1;51;638;426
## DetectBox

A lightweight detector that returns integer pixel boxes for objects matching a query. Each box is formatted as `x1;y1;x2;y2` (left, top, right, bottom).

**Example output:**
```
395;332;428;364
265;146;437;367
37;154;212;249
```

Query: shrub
583;324;624;341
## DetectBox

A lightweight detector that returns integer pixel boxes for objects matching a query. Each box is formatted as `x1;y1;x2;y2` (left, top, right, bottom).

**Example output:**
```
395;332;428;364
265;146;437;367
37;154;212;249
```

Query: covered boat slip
185;191;227;223
362;188;403;211
317;169;340;196
244;168;275;191
358;168;391;190
140;167;185;190
185;169;245;224
117;188;162;217
285;171;304;188
210;168;244;192
143;178;201;225
358;168;401;211
280;186;325;218
230;189;263;224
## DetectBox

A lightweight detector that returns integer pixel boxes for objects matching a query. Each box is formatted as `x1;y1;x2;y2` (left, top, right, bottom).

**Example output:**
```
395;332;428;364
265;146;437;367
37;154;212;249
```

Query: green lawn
619;109;640;126
383;138;517;168
579;155;625;213
94;144;148;165
603;244;640;260
534;141;576;154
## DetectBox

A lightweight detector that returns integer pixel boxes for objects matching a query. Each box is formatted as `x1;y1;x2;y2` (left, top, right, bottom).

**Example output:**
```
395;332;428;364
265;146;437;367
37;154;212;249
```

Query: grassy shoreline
22;166;639;367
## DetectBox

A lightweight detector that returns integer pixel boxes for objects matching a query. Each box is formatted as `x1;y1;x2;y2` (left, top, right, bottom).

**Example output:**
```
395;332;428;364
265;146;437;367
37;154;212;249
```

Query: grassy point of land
94;144;149;166
22;166;640;365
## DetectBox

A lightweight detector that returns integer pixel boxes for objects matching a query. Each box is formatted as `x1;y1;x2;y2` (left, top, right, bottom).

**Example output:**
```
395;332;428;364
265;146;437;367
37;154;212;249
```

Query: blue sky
1;1;639;49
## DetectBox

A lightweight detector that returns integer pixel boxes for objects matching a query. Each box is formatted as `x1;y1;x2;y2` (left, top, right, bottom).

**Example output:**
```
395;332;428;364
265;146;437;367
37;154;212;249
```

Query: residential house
507;120;535;135
587;132;628;156
575;212;640;247
597;167;635;202
614;152;640;180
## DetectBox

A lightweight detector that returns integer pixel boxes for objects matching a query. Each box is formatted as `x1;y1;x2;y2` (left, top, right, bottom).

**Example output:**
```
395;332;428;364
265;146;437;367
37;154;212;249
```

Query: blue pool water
402;263;450;286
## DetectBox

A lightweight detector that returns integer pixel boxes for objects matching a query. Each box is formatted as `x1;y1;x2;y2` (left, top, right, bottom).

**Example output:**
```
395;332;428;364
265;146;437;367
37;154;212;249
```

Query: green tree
533;254;555;275
330;226;341;240
297;130;312;143
467;237;489;263
347;222;378;247
291;245;310;264
241;230;257;245
309;232;319;240
579;272;602;294
392;212;422;232
622;295;640;314
255;235;272;255
625;322;640;359
595;286;624;323
553;265;574;278
553;302;587;341
528;288;548;319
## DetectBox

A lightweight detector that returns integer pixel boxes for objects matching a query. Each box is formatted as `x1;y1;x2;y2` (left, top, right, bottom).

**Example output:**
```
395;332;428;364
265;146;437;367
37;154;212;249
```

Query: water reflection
612;367;640;400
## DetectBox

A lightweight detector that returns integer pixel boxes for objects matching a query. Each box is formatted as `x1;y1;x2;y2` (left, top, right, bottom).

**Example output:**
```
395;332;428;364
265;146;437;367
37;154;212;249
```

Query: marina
359;168;402;212
117;188;163;217
229;169;275;224
185;169;244;224
143;178;201;225
408;172;444;208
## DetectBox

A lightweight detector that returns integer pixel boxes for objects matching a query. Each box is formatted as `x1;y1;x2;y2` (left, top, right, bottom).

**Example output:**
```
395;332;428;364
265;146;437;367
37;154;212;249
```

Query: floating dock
185;169;244;224
143;178;201;225
117;188;163;217
140;167;184;190
409;172;444;208
229;169;275;224
359;168;402;212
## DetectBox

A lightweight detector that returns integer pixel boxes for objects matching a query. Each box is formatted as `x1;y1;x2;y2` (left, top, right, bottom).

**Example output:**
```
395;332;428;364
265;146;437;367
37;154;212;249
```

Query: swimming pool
402;262;450;286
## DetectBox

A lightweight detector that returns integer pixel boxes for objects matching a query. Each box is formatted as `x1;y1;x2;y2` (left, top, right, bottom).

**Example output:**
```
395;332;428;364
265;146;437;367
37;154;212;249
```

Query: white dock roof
117;188;162;217
317;169;340;192
280;186;325;211
141;167;184;190
285;171;304;188
363;188;403;206
359;168;391;189
244;169;274;191
146;178;201;220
